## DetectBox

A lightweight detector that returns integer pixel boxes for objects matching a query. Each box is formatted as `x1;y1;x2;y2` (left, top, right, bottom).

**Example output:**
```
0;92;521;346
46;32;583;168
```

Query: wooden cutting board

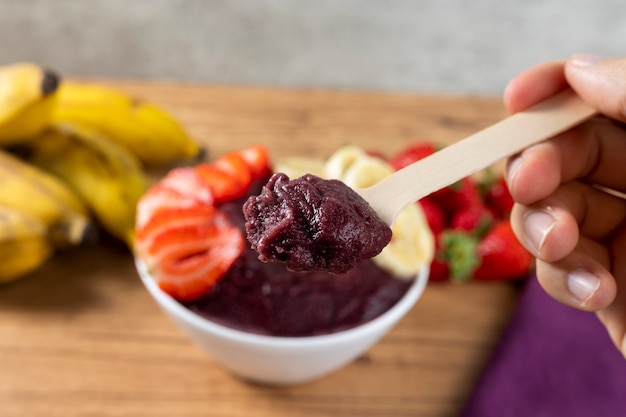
0;80;520;417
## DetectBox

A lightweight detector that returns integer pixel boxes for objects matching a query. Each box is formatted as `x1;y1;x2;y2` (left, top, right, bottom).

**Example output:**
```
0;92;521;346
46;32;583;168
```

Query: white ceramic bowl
136;259;429;386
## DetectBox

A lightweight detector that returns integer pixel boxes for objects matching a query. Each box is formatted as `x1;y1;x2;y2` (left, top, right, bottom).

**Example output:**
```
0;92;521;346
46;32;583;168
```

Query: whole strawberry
483;177;515;219
418;197;446;237
473;221;533;281
433;176;482;215
427;233;449;282
388;141;437;171
449;204;494;234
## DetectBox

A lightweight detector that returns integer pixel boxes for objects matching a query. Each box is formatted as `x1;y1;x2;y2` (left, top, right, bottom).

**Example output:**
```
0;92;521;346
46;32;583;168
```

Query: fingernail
524;210;555;254
506;155;523;185
567;269;600;305
570;54;605;68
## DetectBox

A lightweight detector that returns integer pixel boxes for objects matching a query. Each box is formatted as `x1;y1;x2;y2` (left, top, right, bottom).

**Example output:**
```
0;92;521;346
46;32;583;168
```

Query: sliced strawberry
194;147;272;203
215;151;253;193
161;167;214;206
147;211;245;301
195;163;247;203
240;145;271;181
134;146;274;300
135;184;201;230
135;205;217;252
389;142;437;171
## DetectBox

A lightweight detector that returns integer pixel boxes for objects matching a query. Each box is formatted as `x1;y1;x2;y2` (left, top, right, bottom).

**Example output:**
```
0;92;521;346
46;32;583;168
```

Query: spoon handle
359;89;597;226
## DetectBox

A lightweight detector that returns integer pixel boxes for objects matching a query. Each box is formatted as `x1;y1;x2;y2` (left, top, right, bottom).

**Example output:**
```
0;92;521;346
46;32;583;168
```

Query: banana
0;62;60;143
0;148;92;247
23;123;149;247
52;82;203;167
324;146;435;279
323;145;368;180
373;202;435;278
0;205;54;283
341;155;394;190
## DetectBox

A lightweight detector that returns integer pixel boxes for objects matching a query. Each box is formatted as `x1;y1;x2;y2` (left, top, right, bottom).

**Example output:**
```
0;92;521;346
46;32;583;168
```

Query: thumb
565;55;626;123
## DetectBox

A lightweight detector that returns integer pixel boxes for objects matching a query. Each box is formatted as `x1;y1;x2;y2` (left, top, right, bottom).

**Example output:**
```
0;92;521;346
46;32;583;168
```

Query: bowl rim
135;258;429;348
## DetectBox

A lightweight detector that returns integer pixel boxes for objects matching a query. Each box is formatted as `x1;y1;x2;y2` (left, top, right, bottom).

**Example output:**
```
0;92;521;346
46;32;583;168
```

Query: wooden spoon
357;89;597;226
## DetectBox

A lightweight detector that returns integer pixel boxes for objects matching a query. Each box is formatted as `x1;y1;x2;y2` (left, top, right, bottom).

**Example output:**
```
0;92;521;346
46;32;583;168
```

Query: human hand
504;55;626;357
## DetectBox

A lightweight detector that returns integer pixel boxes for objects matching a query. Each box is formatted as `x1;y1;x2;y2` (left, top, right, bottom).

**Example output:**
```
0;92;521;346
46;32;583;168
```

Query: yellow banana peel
53;82;203;167
0;62;60;143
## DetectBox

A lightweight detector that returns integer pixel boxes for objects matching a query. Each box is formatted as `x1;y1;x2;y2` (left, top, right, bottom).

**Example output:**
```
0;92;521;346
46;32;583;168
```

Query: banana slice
374;202;435;279
274;156;326;179
323;145;368;180
327;148;434;279
341;155;394;190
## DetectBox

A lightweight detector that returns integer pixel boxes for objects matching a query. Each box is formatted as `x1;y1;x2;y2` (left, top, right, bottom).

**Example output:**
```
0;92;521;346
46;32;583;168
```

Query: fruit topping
134;147;269;300
146;210;244;301
388;142;437;171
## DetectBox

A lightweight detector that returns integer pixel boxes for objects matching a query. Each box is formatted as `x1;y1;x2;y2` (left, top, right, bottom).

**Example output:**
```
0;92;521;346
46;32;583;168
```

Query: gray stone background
1;0;624;95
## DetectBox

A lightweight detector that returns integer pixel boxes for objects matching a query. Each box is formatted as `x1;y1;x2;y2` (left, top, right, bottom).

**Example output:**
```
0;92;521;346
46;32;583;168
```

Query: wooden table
0;81;521;417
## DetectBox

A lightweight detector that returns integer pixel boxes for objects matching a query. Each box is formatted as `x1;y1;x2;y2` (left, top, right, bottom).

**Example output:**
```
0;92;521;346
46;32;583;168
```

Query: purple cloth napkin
460;276;626;417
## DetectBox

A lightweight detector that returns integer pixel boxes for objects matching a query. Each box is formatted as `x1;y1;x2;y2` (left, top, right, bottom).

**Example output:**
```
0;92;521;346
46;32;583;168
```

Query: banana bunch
277;145;435;279
52;82;202;167
0;61;203;283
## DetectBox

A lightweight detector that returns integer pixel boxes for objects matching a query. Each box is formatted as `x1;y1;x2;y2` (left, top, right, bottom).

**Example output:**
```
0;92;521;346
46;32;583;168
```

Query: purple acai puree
183;188;410;337
242;173;392;274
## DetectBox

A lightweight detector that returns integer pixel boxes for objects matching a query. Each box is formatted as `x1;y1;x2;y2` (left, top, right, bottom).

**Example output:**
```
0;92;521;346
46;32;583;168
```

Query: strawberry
433;176;482;216
196;149;264;203
438;230;481;281
153;222;244;301
427;221;532;282
160;167;214;206
135;184;202;230
388;142;437;171
134;146;272;301
365;149;387;160
484;177;515;218
214;151;254;193
161;146;272;205
473;221;533;281
195;163;248;203
418;197;446;236
428;236;450;282
135;204;217;250
450;204;494;235
139;208;245;301
431;221;532;282
429;259;449;282
240;145;272;182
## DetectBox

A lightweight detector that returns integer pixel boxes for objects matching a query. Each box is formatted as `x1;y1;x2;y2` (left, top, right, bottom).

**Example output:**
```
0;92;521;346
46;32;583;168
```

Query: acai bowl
133;145;434;385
